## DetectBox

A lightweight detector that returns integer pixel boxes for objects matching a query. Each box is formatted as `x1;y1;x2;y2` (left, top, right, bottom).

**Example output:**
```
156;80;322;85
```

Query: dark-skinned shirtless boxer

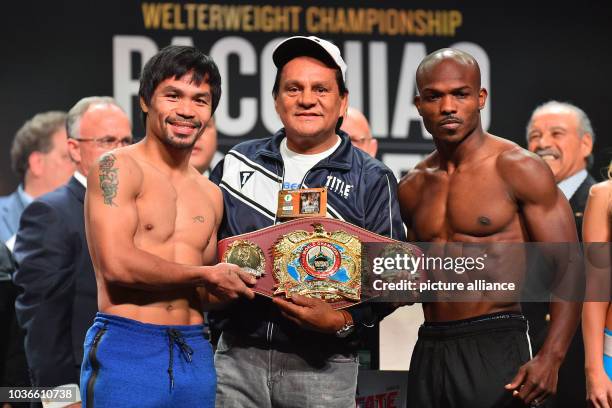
398;48;580;408
79;46;255;408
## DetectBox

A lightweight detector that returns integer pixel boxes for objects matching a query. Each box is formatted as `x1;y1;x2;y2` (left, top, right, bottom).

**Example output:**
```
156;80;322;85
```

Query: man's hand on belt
202;263;256;301
272;294;345;334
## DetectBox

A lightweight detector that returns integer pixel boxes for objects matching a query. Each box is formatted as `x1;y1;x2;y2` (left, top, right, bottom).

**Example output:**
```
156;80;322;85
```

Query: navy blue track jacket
209;129;405;350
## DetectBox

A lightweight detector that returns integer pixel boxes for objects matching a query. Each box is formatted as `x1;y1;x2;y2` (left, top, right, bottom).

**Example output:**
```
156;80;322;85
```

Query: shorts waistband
419;312;527;339
94;312;205;338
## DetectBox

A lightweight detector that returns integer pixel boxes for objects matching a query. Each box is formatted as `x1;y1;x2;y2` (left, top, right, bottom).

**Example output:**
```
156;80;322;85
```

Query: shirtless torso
80;45;255;408
400;48;580;406
399;137;535;321
85;64;254;327
88;145;225;325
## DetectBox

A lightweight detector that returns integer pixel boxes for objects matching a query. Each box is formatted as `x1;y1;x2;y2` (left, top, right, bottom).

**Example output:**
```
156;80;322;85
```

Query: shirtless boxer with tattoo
79;46;255;408
398;48;581;408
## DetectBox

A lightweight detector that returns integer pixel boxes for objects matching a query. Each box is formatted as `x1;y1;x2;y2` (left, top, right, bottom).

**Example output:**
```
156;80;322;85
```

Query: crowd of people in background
0;38;610;408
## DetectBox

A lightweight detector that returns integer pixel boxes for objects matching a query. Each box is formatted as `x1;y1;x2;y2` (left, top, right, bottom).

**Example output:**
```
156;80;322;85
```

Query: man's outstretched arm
85;152;254;300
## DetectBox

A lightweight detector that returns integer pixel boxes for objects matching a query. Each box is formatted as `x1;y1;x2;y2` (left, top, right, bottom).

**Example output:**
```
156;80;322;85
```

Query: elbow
101;269;133;286
98;254;134;286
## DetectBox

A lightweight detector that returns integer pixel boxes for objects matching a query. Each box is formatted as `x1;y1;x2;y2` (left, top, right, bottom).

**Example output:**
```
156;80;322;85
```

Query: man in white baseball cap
272;35;347;81
210;35;405;407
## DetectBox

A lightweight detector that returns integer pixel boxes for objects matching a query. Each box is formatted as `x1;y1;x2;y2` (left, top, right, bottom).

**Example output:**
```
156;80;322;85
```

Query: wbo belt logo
273;223;361;302
300;241;341;279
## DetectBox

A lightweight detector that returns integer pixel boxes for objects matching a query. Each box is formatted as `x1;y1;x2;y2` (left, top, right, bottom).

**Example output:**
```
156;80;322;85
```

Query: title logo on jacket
325;176;353;199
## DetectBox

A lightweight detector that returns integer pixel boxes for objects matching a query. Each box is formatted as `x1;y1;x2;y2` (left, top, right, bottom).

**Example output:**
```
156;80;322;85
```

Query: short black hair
138;45;221;126
272;49;348;99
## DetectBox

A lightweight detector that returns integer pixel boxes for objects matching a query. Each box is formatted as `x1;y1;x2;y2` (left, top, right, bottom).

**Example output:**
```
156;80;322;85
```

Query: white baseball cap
272;36;347;82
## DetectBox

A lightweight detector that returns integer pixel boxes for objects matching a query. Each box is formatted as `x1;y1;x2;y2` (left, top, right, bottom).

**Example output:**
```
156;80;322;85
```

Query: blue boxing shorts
80;313;215;407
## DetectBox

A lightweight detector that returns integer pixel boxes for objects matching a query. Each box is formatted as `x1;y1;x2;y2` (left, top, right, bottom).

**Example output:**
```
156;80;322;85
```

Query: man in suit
13;96;132;408
524;100;596;408
527;101;596;239
0;111;74;247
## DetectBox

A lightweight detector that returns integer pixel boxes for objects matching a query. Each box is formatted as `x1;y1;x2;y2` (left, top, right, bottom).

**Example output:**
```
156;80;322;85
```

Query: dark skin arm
500;149;581;405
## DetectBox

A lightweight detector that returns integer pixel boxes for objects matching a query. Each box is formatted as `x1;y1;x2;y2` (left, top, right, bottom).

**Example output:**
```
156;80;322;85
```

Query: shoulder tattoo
99;153;119;207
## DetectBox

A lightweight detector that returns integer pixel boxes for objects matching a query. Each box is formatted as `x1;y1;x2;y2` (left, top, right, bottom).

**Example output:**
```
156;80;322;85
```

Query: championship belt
217;217;421;309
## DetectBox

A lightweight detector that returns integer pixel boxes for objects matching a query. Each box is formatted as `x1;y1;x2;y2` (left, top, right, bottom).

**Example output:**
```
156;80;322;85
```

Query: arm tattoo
193;216;205;223
99;153;119;207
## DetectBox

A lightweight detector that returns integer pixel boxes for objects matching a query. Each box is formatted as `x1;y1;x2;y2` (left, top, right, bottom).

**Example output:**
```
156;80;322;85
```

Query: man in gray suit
0;111;74;246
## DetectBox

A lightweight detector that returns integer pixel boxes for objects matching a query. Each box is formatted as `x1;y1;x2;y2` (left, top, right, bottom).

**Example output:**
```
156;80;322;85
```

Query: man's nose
535;132;554;149
299;88;316;107
440;95;457;115
175;99;196;118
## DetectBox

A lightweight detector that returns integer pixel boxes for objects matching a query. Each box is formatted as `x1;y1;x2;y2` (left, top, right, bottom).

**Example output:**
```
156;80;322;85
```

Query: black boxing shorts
407;312;538;408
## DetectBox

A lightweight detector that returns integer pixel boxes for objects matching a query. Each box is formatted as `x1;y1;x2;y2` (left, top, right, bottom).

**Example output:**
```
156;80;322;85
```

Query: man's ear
139;97;149;114
340;91;349;121
27;151;44;177
67;138;81;164
581;133;594;158
414;95;422;116
478;88;488;110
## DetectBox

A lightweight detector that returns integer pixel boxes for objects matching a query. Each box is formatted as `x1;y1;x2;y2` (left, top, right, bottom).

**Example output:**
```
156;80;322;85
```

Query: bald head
416;48;481;92
341;107;377;157
413;48;487;142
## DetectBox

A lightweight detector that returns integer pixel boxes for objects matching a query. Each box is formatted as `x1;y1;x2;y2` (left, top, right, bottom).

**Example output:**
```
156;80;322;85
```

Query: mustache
535;148;560;158
166;117;202;128
439;116;463;125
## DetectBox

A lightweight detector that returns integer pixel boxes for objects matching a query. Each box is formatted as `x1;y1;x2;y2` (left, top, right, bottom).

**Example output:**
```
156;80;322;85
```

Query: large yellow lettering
242;6;254;31
347;8;365;33
366;9;378;34
449;10;462;36
222;6;242;30
289;6;301;32
399;10;414;35
197;5;208;30
161;3;173;30
306;7;319;33
184;4;196;30
209;5;222;30
414;10;427;36
142;2;163;29
173;3;185;30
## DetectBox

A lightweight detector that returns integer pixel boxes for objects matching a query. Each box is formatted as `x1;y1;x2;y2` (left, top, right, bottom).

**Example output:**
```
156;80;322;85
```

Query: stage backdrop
2;1;611;193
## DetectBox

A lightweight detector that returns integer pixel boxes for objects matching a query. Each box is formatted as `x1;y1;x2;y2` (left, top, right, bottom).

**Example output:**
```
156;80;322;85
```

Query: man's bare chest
134;179;215;248
412;171;519;241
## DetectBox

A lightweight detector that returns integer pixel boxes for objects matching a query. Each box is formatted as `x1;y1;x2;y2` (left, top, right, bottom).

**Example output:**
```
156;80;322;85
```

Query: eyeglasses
74;136;133;149
350;136;373;146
